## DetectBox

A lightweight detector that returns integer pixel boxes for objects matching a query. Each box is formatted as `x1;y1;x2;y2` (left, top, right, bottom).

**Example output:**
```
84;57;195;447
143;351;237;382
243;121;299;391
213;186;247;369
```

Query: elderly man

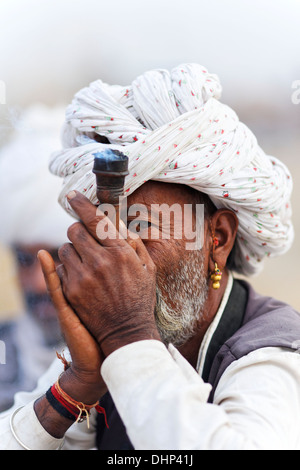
1;64;300;450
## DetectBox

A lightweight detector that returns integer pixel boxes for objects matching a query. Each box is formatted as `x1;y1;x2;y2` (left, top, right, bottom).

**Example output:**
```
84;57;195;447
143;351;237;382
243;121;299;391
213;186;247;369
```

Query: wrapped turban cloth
0;105;73;247
50;63;294;276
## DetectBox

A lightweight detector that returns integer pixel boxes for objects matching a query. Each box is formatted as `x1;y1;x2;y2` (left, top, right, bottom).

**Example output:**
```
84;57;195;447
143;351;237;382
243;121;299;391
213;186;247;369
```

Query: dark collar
201;278;248;383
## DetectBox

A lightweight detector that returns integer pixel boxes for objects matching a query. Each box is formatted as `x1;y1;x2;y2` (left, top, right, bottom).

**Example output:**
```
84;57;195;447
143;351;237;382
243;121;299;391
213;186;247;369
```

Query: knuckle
66;288;79;305
112;246;132;265
86;211;98;227
82;207;98;230
117;246;130;260
92;254;107;272
63;280;79;303
81;273;95;289
56;264;65;283
56;263;64;276
58;243;72;261
67;222;83;240
58;244;67;260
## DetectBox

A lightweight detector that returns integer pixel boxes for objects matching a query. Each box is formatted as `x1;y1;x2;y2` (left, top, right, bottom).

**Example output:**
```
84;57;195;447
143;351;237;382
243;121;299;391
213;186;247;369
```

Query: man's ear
208;209;239;273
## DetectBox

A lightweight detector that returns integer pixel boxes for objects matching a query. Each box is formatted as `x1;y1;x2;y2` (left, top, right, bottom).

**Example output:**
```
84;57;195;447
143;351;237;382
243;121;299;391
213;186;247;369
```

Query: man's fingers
38;250;63;304
38;250;100;358
37;250;77;328
56;263;68;283
58;241;83;269
66;191;154;271
67;190;127;247
67;223;105;262
120;221;155;272
67;191;99;240
130;233;156;271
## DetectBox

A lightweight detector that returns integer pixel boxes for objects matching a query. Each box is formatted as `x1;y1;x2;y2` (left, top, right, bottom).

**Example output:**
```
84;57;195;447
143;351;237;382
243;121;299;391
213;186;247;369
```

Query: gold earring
211;263;222;289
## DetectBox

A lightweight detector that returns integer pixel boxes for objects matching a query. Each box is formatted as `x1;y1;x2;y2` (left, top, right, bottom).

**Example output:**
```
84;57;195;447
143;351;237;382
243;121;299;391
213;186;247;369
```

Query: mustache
154;251;208;347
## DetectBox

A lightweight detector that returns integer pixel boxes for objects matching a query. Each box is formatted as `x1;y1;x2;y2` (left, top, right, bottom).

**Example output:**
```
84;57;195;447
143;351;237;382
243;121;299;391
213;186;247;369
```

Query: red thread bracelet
51;380;109;429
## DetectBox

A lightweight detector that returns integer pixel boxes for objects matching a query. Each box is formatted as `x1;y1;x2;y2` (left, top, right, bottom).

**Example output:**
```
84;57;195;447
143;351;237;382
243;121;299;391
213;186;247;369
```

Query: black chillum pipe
92;149;129;232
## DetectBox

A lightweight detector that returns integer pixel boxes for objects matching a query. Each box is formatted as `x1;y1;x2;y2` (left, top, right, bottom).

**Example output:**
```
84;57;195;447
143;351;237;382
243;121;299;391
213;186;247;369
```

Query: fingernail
36;250;46;262
67;190;77;201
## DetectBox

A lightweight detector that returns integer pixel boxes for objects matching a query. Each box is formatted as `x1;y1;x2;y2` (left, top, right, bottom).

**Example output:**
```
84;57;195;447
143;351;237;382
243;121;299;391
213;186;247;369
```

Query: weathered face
125;181;210;346
14;243;62;346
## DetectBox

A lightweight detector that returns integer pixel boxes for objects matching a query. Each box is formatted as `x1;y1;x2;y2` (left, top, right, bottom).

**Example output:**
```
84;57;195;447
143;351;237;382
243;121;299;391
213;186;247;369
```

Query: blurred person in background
0;105;73;411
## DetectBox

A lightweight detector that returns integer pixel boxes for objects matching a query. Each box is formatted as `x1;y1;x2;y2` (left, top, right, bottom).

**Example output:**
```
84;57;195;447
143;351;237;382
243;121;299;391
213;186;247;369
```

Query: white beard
155;250;208;347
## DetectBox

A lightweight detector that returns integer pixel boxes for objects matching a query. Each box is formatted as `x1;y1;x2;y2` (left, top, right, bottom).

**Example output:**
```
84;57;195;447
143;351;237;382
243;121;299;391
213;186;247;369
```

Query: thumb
38;250;105;374
37;250;80;333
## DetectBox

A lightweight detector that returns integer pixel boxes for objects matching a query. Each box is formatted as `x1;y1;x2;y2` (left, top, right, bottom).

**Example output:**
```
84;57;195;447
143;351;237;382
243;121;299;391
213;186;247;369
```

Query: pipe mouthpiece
93;149;129;205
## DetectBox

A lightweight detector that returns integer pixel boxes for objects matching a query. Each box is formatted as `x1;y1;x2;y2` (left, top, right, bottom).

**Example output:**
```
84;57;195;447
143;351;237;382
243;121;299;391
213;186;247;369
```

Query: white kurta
1;277;300;450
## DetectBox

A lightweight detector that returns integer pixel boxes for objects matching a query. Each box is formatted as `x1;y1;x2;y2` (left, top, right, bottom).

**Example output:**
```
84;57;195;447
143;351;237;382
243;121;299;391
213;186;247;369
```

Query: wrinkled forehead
123;181;208;249
126;181;200;207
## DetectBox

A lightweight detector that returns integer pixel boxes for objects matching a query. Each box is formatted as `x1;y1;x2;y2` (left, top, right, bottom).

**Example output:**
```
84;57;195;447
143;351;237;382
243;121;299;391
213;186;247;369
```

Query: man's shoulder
207;280;300;400
241;279;300;324
227;279;300;357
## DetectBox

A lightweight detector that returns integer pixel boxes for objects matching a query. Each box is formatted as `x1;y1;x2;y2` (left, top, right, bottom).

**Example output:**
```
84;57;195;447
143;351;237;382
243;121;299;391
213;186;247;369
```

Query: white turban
50;64;294;276
0;105;73;246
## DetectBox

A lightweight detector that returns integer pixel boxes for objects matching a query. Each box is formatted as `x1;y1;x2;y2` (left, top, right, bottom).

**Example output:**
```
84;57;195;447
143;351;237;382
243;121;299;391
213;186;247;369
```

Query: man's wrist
100;327;162;357
59;367;105;405
34;395;74;440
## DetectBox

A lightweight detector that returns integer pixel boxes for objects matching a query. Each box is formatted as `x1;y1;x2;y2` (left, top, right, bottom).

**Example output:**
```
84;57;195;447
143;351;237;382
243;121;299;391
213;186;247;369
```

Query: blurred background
0;0;299;391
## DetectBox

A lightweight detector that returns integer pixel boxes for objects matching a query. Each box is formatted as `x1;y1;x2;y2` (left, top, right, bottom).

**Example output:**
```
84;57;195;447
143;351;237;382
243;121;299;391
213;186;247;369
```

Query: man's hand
35;250;108;439
57;191;161;357
37;250;107;404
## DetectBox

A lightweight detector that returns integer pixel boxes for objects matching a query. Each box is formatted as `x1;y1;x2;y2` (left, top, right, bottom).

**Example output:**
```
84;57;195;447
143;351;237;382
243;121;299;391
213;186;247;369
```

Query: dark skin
35;181;238;439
